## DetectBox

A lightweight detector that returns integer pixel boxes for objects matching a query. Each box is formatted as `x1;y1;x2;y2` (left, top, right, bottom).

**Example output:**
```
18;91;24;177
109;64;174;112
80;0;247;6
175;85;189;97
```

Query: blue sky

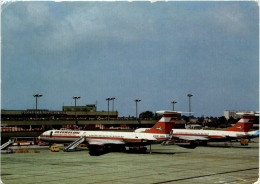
1;1;259;117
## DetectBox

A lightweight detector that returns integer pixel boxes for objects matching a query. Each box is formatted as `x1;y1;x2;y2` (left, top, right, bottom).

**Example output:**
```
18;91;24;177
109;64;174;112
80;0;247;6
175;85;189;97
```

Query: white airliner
39;111;179;155
171;112;259;147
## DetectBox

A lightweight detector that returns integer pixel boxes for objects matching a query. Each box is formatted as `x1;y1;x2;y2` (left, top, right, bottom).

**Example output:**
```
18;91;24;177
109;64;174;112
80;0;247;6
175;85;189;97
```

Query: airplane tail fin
224;112;258;132
144;111;179;134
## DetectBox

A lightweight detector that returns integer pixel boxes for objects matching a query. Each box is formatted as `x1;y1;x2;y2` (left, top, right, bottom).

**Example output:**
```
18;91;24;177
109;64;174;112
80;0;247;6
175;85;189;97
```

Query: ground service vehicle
50;146;60;152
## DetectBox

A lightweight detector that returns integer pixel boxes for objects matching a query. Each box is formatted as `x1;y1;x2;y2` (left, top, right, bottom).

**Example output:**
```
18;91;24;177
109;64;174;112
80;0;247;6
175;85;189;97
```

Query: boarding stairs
63;137;85;152
161;133;174;145
1;138;15;150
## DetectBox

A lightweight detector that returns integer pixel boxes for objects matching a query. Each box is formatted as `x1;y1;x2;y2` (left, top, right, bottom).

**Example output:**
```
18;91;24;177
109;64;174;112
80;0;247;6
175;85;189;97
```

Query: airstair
161;134;174;145
63;137;85;152
1;138;15;150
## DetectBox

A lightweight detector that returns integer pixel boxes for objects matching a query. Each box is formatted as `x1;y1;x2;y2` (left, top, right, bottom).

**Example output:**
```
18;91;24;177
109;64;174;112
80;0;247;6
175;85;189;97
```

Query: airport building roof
1;105;118;118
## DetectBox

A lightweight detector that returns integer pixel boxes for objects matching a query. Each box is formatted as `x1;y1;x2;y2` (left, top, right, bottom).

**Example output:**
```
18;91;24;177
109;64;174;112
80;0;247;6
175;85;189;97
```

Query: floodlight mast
111;97;116;112
171;101;177;111
187;94;193;117
73;96;81;125
106;98;112;120
33;94;43;120
134;99;141;120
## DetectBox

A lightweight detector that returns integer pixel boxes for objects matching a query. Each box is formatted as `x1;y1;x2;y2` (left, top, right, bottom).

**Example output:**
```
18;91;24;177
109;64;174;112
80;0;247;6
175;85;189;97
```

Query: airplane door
50;131;53;138
134;133;139;139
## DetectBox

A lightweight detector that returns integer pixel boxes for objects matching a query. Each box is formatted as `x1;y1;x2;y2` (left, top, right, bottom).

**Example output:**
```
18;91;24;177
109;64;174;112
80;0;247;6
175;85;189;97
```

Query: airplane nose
38;135;42;140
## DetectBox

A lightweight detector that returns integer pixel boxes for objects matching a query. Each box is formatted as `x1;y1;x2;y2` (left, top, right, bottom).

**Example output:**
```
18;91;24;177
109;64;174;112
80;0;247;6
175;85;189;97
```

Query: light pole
106;98;112;120
134;99;141;120
111;97;116;112
187;94;193;117
33;94;43;120
171;101;177;111
73;96;81;125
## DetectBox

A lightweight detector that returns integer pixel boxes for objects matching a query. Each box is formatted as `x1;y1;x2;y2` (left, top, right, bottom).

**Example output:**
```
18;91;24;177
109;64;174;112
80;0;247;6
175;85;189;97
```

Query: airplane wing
173;135;209;141
248;130;259;137
87;139;125;146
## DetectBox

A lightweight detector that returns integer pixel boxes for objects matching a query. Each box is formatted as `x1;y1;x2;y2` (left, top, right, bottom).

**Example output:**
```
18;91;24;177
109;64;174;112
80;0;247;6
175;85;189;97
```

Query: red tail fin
225;113;257;132
144;111;179;134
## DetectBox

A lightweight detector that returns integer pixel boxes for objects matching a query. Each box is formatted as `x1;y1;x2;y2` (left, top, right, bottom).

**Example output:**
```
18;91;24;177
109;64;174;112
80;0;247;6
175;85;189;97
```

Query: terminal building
1;104;118;121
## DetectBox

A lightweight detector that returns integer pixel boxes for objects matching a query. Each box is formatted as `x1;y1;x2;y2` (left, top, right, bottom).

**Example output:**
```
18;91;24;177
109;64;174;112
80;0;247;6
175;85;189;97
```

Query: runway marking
152;168;258;184
235;179;258;184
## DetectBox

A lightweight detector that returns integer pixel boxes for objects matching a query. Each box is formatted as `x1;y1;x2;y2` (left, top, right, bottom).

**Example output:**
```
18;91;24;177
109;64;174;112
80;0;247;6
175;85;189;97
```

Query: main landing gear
88;145;152;156
88;145;126;156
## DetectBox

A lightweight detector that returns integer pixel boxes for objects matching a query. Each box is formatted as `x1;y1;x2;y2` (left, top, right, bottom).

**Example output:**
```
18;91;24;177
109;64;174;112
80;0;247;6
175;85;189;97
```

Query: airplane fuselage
172;129;251;141
39;130;169;145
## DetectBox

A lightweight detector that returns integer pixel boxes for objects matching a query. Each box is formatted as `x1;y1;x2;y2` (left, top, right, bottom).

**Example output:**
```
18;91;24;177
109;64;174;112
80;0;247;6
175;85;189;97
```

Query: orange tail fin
144;111;179;134
225;113;257;132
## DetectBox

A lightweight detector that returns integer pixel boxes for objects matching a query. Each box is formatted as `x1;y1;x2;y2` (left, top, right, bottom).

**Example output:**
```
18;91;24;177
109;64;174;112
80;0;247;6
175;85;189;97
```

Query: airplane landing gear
128;146;147;153
88;145;127;156
88;145;108;156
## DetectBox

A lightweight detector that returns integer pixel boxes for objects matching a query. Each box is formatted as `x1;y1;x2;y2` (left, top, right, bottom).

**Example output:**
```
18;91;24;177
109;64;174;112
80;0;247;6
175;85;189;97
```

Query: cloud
3;2;256;55
47;3;159;49
2;2;258;116
211;3;258;37
3;2;51;32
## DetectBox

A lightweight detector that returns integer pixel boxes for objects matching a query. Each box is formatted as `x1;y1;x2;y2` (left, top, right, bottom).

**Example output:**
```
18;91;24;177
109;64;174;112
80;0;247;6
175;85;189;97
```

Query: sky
1;1;259;117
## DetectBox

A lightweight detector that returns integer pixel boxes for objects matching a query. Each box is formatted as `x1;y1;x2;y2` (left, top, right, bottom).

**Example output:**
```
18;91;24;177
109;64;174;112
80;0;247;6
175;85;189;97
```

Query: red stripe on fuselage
175;134;223;138
40;135;166;142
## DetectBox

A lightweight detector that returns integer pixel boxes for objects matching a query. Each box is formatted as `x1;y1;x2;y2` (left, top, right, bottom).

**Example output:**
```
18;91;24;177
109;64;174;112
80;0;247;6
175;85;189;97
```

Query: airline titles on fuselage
153;135;167;138
54;131;80;134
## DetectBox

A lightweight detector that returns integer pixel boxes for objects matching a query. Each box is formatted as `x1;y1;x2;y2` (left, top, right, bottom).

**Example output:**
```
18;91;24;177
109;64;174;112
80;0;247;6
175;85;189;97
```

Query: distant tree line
139;111;259;129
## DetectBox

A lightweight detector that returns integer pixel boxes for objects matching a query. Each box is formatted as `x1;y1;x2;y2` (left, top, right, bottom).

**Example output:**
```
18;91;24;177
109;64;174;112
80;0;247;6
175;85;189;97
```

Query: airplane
247;130;259;141
170;112;259;147
38;110;180;156
248;130;259;138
